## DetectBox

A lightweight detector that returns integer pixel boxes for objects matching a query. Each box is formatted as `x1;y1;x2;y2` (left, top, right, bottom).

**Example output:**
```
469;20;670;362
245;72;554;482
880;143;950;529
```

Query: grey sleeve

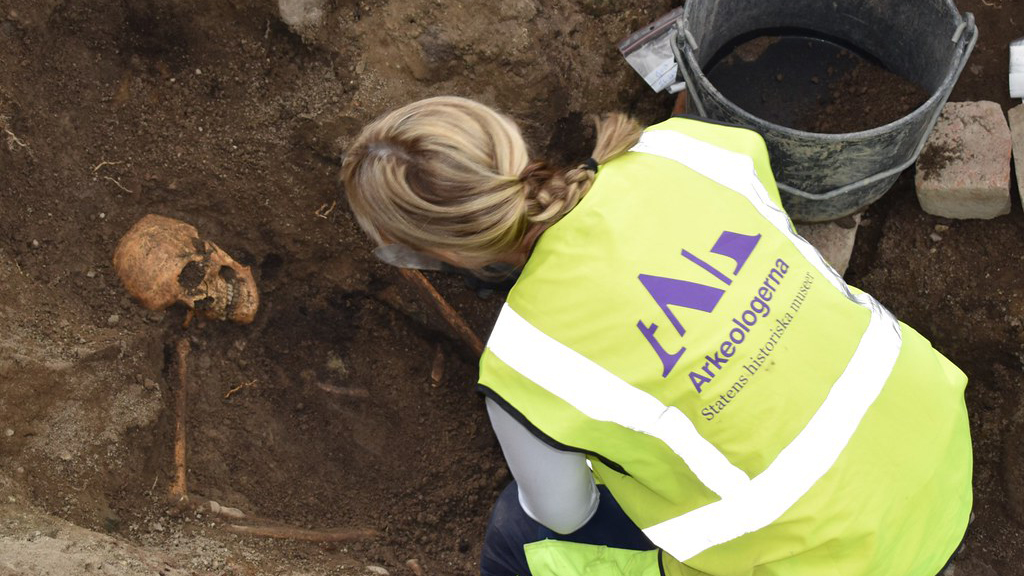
485;397;599;534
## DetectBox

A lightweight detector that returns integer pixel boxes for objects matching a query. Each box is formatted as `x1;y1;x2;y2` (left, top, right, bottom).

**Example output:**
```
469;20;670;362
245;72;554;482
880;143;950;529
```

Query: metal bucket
675;0;977;222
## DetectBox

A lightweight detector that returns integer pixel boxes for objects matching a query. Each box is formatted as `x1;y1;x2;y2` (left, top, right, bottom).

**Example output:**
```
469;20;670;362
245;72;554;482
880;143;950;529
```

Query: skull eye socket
219;266;237;281
178;261;207;289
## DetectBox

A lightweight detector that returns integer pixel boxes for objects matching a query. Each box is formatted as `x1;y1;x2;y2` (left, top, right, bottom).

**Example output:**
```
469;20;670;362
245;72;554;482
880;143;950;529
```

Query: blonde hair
342;96;643;269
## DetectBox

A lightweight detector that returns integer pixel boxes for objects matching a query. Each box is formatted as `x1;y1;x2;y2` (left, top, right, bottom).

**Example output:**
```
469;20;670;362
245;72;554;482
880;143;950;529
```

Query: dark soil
810;57;930;134
706;35;931;133
917;141;962;179
0;0;1022;574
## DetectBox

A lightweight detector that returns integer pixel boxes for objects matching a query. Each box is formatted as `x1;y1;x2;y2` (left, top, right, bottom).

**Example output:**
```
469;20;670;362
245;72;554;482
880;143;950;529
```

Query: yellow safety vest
478;117;972;576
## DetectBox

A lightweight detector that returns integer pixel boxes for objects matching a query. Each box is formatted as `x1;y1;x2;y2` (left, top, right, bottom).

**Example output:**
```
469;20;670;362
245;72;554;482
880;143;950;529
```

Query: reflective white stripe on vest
631;130;849;297
486;128;903;562
489;304;751;497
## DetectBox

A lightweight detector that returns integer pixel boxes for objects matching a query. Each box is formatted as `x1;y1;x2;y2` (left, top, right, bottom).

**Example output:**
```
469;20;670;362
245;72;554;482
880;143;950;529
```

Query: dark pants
480;482;969;576
479;482;656;576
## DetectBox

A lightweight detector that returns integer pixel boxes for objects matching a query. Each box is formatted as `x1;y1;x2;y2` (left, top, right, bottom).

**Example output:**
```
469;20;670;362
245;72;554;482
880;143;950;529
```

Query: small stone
195;68;202;75
934;224;950;233
143;378;159;391
150;521;164;532
99;212;106;219
107;314;120;326
59;452;72;461
365;567;390;576
279;0;326;39
15;467;24;474
929;233;943;242
86;270;97;278
3;429;12;437
326;352;348;375
30;239;39;249
213;502;245;519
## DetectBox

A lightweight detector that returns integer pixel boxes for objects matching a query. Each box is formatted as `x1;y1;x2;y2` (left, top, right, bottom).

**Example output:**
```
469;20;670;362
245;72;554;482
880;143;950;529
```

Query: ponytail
521;113;644;226
342;97;642;269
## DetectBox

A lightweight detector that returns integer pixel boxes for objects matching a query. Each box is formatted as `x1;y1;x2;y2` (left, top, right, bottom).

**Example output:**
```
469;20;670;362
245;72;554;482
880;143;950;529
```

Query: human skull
113;214;259;324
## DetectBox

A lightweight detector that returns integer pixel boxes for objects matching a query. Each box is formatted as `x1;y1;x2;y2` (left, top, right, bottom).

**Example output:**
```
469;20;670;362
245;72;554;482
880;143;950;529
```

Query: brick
1009;103;1024;208
915;101;1012;219
795;215;860;276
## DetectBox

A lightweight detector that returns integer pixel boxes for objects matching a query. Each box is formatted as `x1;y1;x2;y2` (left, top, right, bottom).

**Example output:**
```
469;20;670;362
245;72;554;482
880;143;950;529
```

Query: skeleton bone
113;214;259;324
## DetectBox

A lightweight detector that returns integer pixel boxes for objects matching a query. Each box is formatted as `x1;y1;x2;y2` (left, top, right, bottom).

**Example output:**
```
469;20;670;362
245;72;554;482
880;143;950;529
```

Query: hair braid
519;112;644;226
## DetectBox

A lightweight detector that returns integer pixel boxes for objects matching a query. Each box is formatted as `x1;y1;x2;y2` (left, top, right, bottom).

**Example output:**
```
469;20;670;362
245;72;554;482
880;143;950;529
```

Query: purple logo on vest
637;231;761;380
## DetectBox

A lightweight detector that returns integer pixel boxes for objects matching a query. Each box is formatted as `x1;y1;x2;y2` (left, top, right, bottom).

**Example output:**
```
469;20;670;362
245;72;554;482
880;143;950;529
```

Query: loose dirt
706;35;931;133
1;0;1022;574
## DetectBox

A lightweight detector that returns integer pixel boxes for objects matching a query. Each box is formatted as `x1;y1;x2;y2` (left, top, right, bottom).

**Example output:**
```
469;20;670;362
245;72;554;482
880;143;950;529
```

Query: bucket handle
671;18;708;117
673;13;978;203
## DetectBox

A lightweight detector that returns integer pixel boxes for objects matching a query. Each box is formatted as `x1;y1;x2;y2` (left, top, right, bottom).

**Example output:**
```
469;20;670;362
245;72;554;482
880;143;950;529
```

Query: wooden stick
225;524;378;542
102;175;134;194
224;379;257;400
398;268;484;356
91;160;124;173
170;338;190;501
672;88;688;116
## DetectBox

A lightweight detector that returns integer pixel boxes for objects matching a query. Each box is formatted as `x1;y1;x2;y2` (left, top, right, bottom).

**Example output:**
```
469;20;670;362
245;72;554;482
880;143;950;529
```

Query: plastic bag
618;7;685;93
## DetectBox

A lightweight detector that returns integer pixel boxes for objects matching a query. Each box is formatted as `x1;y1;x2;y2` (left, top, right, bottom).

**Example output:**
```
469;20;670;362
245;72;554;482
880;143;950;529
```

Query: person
341;96;973;576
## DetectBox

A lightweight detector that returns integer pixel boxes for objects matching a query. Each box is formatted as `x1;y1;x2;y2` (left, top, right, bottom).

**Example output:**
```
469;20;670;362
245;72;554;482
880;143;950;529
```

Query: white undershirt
485;397;600;534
